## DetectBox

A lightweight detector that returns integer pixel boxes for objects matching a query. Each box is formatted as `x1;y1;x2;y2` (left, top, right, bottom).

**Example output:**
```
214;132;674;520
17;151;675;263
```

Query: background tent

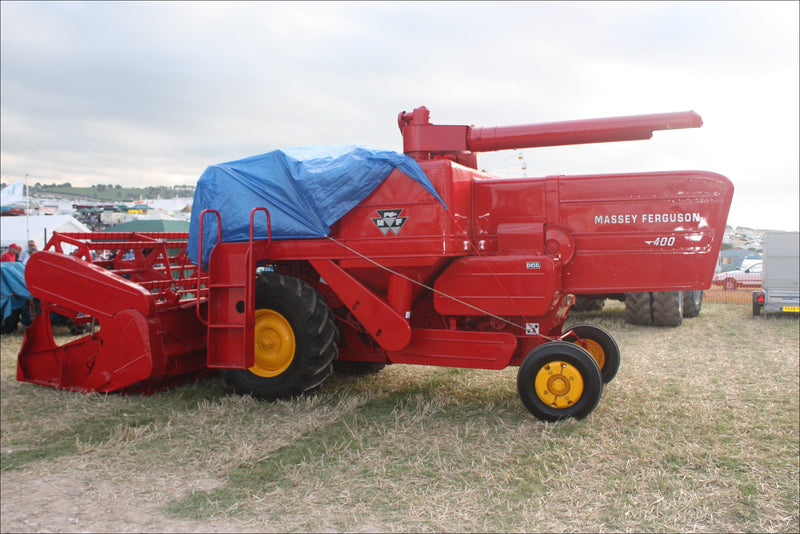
103;219;190;233
0;215;91;251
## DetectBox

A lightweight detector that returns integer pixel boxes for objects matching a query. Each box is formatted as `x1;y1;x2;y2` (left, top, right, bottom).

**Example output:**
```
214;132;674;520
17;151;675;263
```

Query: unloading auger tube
398;105;702;168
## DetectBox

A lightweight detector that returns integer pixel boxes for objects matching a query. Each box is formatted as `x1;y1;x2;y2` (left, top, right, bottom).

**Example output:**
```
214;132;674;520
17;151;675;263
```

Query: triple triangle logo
371;208;408;236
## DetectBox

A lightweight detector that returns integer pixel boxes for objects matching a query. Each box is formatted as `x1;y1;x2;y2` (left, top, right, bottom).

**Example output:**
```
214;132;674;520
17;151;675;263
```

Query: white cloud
1;0;797;230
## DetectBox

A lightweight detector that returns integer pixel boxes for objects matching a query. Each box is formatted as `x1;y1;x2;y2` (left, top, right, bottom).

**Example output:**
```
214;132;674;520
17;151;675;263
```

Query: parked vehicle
753;232;799;315
571;289;705;327
713;262;762;290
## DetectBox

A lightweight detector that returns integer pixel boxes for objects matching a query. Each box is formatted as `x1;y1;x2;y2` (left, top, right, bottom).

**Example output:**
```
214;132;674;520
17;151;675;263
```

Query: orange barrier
704;286;760;304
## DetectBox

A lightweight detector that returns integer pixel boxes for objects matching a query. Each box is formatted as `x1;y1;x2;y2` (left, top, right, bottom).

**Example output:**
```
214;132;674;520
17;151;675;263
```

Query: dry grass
1;302;798;533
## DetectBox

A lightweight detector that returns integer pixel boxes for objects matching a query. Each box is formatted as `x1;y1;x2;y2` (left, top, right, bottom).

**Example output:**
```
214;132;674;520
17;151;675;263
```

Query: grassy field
1;301;798;533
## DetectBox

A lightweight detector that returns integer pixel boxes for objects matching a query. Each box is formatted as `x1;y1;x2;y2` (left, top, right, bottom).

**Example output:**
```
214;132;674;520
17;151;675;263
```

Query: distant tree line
0;182;197;202
22;183;194;197
29;182;192;191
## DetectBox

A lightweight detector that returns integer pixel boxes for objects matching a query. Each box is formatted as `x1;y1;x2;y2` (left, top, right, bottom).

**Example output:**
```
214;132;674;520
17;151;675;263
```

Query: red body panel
472;170;734;292
242;160;730;368
433;255;561;317
387;329;518;370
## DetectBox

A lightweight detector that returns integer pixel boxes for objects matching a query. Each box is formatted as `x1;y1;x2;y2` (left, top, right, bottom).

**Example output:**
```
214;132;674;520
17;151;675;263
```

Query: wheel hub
250;309;296;378
535;361;585;408
574;338;605;369
547;374;571;396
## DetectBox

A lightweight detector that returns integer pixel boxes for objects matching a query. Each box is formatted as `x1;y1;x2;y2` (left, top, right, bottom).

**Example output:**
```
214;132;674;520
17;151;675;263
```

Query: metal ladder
196;208;271;369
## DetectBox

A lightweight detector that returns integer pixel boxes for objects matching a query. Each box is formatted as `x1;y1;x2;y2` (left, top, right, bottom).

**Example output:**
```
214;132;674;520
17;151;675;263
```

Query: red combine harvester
18;107;733;420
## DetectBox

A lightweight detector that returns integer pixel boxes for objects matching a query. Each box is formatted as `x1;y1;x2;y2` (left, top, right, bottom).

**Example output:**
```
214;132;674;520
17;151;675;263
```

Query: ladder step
206;242;254;369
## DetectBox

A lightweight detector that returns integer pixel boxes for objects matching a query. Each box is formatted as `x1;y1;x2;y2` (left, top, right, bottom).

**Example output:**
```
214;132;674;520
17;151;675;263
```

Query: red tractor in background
571;290;705;327
17;106;733;421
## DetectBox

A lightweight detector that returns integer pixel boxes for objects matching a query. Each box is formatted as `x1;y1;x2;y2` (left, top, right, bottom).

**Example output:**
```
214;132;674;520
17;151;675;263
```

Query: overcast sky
2;1;798;231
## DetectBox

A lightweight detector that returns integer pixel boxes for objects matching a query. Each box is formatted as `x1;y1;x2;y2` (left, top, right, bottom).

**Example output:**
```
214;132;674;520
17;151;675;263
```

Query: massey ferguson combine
17;106;733;421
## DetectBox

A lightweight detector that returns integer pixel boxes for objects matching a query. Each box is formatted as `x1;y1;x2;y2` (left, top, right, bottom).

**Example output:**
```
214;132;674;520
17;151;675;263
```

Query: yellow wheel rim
534;360;585;409
250;309;295;378
573;338;605;370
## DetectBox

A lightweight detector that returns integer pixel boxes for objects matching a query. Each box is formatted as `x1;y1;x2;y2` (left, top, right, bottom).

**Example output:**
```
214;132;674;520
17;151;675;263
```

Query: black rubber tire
333;361;386;376
223;273;339;400
682;290;703;318
652;291;683;327
624;292;653;325
561;324;620;384
571;296;606;312
517;341;603;421
1;309;21;335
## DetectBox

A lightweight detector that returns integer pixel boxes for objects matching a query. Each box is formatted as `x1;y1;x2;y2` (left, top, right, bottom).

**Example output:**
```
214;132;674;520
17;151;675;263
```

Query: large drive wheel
562;324;620;384
624;292;653;325
223;273;339;400
682;290;703;318
723;278;737;291
652;291;683;327
517;341;603;421
1;309;22;335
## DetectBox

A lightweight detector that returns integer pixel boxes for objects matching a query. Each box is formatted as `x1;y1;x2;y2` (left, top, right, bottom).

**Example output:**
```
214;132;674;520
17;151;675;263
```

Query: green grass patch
2;301;798;533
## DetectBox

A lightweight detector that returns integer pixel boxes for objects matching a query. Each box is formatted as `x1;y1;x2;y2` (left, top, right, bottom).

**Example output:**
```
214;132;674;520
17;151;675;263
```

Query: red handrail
195;209;221;326
246;208;272;329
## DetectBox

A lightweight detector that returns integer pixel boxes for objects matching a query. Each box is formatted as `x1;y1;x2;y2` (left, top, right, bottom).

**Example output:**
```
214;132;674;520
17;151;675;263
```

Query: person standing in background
18;240;38;265
1;243;21;262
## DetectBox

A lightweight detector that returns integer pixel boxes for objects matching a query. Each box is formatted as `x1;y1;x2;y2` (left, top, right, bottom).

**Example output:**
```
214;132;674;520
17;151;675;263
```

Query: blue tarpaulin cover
188;146;444;265
1;262;30;321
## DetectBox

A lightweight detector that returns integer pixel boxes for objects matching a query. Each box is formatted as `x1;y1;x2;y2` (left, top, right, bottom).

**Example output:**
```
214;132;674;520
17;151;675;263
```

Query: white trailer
753;231;799;315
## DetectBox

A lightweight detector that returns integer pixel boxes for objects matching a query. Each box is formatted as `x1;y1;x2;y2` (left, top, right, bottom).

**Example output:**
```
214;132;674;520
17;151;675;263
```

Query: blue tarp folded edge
188;146;444;266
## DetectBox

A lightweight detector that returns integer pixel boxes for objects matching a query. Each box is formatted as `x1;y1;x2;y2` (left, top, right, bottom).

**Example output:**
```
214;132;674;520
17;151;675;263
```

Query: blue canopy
188;146;444;266
1;261;30;321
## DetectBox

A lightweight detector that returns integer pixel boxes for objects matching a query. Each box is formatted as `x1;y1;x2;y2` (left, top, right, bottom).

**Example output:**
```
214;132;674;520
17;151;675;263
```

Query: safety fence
706;271;762;304
704;285;761;304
